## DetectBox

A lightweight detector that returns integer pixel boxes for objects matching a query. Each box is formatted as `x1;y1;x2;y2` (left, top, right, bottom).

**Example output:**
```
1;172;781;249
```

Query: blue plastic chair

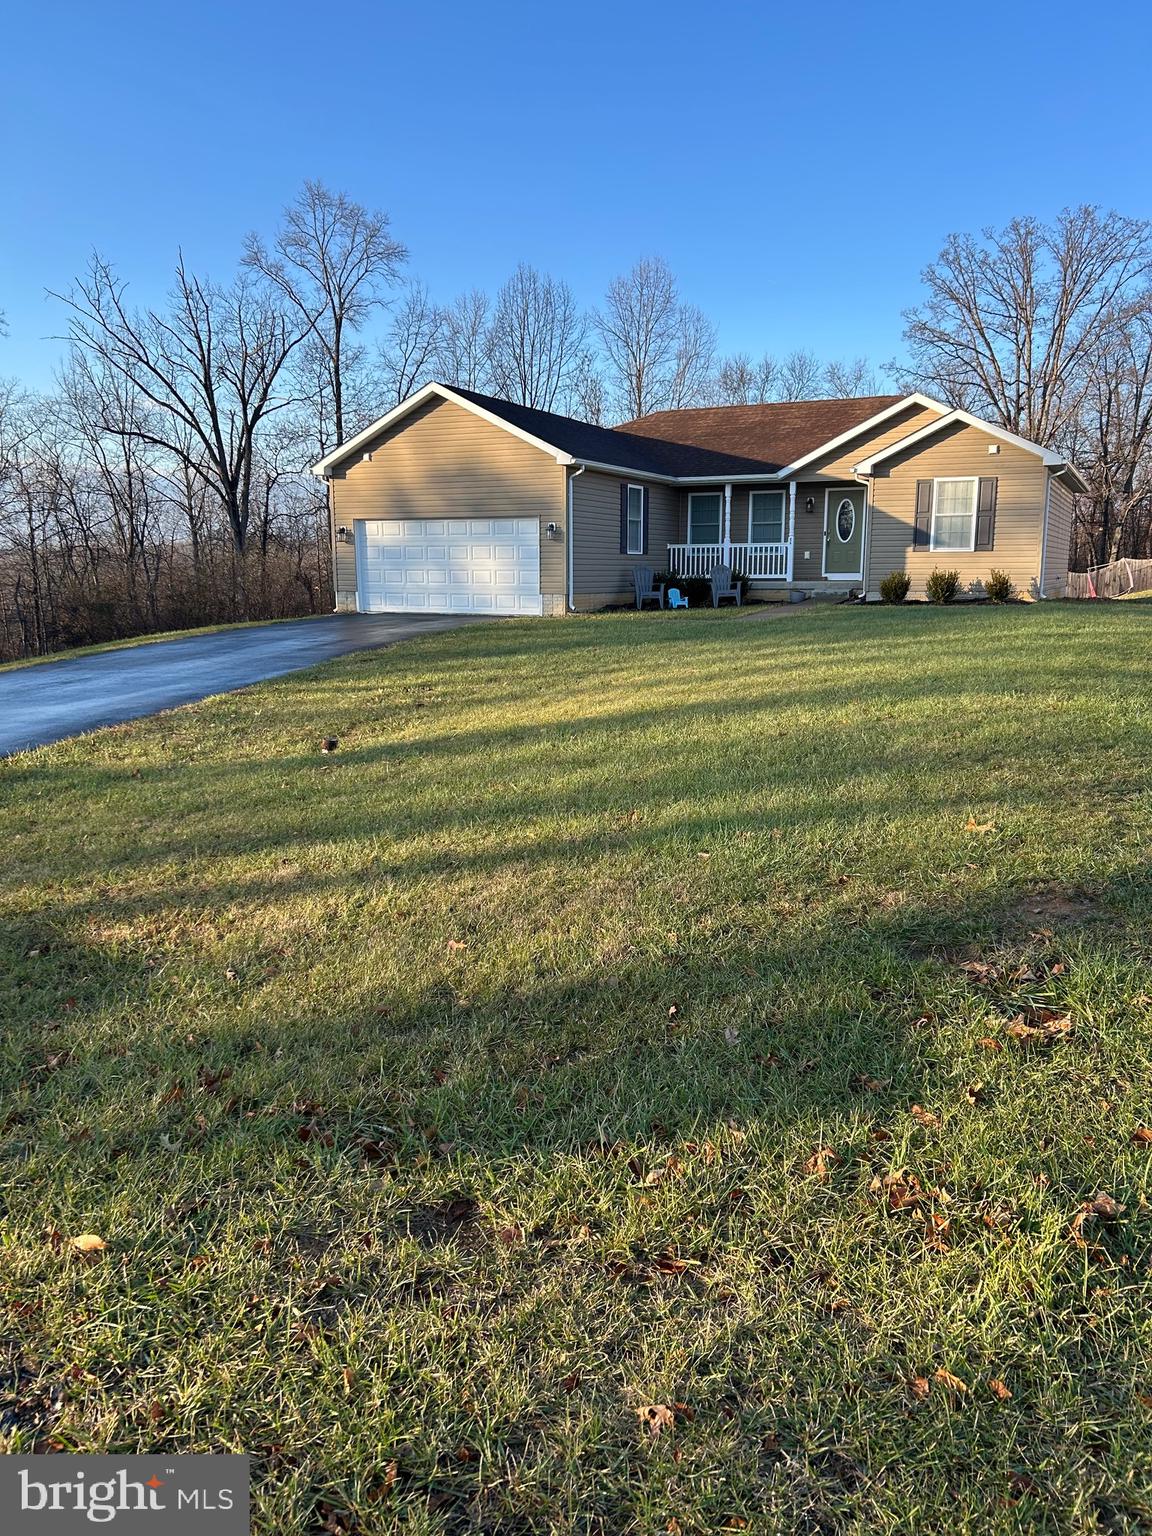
667;588;689;609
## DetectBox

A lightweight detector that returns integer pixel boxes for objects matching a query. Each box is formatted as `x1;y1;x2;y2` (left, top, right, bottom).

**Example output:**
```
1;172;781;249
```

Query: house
310;383;1086;614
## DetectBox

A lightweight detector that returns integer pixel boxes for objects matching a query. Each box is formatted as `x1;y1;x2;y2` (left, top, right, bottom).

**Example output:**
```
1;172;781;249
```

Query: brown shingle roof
614;396;905;474
449;387;779;477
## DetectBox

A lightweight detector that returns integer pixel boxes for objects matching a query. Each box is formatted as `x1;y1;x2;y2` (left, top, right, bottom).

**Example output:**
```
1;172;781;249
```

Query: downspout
325;476;339;612
1037;470;1052;598
853;472;873;598
567;465;585;612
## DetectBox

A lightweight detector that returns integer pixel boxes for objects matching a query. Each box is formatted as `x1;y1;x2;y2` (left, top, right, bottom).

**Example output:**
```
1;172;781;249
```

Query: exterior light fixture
336;525;353;544
545;521;560;540
805;496;815;515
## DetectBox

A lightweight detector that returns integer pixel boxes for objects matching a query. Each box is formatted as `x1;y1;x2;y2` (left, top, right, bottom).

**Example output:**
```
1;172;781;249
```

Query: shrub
925;567;961;604
878;570;912;604
983;568;1015;603
663;571;749;607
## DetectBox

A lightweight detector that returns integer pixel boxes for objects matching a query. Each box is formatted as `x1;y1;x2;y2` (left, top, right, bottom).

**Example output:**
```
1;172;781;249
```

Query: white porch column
723;483;732;565
787;481;796;582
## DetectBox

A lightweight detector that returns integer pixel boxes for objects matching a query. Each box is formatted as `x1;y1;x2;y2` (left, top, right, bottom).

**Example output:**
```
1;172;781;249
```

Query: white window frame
749;489;786;544
930;476;979;553
625;483;645;555
687;491;723;545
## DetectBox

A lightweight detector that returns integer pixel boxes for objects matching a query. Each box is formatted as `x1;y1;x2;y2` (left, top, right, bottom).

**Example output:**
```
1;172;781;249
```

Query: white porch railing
667;542;791;580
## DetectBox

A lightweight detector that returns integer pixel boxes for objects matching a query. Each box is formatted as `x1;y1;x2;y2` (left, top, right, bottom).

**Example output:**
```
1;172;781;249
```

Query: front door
823;487;866;580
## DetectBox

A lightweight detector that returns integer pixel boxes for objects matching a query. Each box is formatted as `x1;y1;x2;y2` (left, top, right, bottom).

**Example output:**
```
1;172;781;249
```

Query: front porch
663;480;867;588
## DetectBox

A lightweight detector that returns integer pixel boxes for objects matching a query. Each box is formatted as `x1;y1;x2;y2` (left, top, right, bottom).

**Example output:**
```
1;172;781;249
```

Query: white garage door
356;517;543;615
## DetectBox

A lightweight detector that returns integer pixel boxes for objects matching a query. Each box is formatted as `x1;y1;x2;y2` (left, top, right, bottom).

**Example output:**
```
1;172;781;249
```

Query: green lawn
4;604;1152;1534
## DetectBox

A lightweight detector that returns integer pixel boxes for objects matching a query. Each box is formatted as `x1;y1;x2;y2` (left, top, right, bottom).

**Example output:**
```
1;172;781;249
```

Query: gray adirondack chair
710;564;742;608
632;566;665;610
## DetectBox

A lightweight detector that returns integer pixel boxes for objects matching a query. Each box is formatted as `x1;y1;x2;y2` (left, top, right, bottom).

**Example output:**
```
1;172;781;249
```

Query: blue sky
2;0;1150;392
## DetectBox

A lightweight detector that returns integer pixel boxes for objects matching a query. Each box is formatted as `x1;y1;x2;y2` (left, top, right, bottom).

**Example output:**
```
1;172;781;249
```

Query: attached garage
316;385;571;619
356;517;544;615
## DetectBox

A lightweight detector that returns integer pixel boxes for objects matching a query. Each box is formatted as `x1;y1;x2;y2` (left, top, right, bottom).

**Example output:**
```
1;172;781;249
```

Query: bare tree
899;206;1152;442
1065;303;1152;563
376;283;444;405
777;349;825;401
595;258;682;419
57;256;310;579
437;289;491;391
666;305;717;409
486;264;587;411
824;356;885;397
243;181;406;451
712;351;779;405
569;351;609;424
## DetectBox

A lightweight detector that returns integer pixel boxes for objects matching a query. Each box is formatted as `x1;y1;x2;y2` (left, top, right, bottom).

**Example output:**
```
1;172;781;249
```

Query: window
931;477;978;552
625;484;645;555
750;490;785;544
688;492;723;545
835;497;856;542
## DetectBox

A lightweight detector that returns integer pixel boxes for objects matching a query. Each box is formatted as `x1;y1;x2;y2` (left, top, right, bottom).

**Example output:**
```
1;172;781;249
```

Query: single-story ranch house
311;383;1086;613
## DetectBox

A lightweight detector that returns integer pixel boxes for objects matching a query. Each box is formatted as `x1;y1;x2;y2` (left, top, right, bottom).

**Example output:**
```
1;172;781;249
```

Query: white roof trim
852;408;1078;477
310;382;576;476
772;393;950;478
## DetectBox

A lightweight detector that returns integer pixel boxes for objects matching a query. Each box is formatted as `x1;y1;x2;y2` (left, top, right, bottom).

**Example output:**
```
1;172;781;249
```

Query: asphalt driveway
0;613;480;755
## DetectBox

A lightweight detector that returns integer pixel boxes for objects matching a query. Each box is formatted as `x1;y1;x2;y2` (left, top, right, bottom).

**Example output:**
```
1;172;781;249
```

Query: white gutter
566;465;585;612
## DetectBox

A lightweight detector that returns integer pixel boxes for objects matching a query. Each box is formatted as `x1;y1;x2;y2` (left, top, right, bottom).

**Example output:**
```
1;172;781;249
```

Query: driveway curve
0;613;479;756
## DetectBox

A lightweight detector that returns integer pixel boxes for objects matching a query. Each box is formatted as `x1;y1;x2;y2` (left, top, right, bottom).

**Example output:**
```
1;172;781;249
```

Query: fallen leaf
637;1403;675;1436
342;1366;355;1392
495;1223;523;1246
978;1037;1003;1052
870;1169;924;1211
855;1074;891;1092
934;1367;968;1395
908;1375;931;1399
148;1401;165;1423
1131;1127;1152;1146
959;961;1001;984
963;1081;987;1105
801;1147;839;1179
910;1104;941;1130
724;1025;740;1047
446;939;467;952
988;1378;1013;1401
1005;1010;1072;1047
966;817;996;834
68;1234;106;1255
561;1371;581;1394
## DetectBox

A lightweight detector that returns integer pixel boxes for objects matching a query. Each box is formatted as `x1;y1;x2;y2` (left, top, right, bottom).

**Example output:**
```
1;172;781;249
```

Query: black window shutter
642;487;650;555
975;477;998;550
914;480;933;547
619;482;629;554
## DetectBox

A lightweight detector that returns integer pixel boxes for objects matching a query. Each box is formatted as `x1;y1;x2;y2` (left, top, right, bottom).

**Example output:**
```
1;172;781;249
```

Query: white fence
667;542;790;580
1066;558;1152;599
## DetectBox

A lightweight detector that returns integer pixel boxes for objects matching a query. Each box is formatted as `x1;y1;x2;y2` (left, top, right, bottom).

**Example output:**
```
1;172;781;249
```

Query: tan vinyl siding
865;422;1049;599
571;470;678;602
328;395;567;607
797;404;943;481
1042;475;1075;596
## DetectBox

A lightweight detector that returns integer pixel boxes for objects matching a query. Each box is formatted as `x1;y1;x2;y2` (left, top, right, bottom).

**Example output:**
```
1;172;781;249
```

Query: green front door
823;487;866;579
